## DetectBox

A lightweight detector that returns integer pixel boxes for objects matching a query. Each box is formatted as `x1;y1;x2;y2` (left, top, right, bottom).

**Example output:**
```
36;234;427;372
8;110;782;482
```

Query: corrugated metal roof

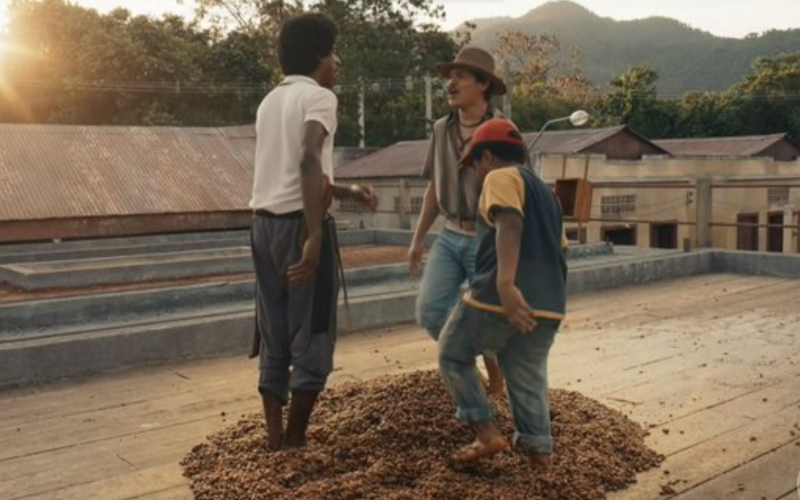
335;140;429;179
653;133;800;158
219;124;257;167
0;124;256;222
526;125;627;155
335;125;662;179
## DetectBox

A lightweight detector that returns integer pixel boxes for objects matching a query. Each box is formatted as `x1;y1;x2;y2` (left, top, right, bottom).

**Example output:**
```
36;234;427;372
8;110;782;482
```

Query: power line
6;78;800;100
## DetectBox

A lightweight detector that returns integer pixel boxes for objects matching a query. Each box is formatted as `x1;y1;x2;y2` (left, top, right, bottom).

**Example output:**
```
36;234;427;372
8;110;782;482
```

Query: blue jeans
438;301;559;455
416;229;477;340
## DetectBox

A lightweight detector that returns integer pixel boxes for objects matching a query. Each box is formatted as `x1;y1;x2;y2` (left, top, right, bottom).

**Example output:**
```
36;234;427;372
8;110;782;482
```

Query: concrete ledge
336;230;377;246
0;280;254;339
0;230;249;256
5;248;800;388
0;231;416;290
0;312;254;388
0;248;253;290
712;250;800;279
0;237;248;266
567;243;614;259
371;229;437;248
0;229;402;265
5;230;616;292
339;290;417;334
0;265;415;336
0;288;418;388
568;251;713;294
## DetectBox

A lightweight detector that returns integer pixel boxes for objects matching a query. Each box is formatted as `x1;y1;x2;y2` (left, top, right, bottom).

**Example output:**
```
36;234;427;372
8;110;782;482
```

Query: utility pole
502;60;512;119
424;75;433;136
694;177;713;249
358;79;366;148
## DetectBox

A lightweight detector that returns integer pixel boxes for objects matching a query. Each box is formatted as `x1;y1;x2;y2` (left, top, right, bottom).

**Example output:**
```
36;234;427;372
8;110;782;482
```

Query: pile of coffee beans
182;370;662;499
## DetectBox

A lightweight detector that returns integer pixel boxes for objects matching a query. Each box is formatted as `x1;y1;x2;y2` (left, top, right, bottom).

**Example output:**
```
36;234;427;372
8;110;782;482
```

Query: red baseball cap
459;118;526;165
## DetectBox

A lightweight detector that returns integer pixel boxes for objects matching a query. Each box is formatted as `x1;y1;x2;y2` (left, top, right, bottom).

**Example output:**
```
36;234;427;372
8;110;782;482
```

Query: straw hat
435;46;507;96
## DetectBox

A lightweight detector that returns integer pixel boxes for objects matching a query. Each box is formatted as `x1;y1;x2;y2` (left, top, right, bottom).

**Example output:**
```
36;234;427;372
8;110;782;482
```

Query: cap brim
435;62;508;96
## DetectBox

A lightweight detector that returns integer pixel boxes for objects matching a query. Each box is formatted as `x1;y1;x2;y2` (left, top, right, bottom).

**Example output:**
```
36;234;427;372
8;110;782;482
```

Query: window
601;225;637;245
339;198;367;213
394;196;423;214
767;212;784;253
736;213;759;251
565;227;587;243
767;187;789;206
601;195;636;215
650;222;678;249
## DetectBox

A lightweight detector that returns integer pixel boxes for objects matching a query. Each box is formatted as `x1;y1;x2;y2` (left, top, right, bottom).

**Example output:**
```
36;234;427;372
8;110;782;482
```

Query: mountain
458;1;800;95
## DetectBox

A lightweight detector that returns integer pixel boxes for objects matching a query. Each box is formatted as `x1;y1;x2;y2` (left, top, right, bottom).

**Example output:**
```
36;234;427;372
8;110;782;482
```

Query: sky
1;0;799;39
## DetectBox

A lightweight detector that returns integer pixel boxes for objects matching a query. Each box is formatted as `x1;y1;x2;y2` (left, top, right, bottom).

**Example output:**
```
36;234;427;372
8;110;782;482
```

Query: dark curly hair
278;13;339;76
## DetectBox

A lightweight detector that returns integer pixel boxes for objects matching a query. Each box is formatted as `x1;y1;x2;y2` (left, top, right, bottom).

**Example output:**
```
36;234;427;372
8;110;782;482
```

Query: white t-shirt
250;75;338;213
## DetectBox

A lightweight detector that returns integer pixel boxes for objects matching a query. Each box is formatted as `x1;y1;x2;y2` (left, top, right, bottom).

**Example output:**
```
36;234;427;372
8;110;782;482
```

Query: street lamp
527;110;590;153
528;109;589;177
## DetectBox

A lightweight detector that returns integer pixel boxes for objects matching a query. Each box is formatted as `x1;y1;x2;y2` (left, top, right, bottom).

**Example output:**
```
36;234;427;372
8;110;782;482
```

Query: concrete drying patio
1;274;799;499
0;238;618;387
2;244;799;387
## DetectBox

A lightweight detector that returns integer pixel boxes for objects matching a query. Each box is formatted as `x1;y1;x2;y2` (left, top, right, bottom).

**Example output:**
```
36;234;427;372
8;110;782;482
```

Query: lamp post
527;110;590;177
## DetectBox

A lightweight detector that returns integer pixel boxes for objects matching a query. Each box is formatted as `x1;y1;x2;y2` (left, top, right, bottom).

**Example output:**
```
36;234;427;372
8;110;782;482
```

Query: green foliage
593;65;678;137
309;0;456;146
1;0;799;145
1;0;271;125
0;0;456;146
723;53;800;137
587;55;800;140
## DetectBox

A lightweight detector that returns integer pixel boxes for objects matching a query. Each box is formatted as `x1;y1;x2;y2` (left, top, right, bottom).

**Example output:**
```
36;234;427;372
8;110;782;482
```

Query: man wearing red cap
437;118;568;466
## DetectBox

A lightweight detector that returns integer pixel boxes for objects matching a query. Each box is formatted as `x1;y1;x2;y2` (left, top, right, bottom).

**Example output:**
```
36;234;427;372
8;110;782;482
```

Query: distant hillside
459;0;800;95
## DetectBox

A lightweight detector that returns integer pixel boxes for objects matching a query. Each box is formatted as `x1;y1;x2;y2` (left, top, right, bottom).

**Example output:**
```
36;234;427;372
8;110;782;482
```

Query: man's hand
407;240;424;277
498;283;537;333
351;185;378;211
287;231;322;283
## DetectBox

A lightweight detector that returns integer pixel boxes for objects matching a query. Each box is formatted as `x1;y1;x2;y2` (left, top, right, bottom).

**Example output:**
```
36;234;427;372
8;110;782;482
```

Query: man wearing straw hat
408;47;517;394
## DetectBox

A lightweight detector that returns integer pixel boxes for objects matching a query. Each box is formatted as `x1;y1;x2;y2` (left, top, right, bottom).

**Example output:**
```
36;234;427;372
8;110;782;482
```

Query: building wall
332;178;438;232
544;154;800;252
339;154;800;254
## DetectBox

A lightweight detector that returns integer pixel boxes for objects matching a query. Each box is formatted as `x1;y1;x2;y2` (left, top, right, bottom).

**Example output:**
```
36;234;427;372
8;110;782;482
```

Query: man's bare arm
408;182;439;275
495;211;536;332
330;183;378;211
287;121;327;282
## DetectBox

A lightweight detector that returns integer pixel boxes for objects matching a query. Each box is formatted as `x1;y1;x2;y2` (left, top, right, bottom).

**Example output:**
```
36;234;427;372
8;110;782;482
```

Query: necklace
458;115;485;128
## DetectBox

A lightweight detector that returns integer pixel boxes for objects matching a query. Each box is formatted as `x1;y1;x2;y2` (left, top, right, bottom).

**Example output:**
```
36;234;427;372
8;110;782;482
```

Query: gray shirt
421;107;514;223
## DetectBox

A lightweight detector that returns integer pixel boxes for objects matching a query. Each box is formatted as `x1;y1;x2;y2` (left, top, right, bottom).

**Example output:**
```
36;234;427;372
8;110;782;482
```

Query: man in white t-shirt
250;12;376;451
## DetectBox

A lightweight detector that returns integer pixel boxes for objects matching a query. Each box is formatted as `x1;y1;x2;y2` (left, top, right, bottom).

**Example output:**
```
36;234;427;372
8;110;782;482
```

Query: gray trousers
250;212;339;403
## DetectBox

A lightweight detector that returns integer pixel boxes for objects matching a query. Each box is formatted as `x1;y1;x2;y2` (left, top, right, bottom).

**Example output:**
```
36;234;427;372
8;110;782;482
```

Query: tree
672;91;739;138
0;0;272;125
724;52;800;138
492;31;595;133
189;0;301;74
594;65;677;137
312;0;456;146
186;0;458;146
190;0;300;35
495;30;561;99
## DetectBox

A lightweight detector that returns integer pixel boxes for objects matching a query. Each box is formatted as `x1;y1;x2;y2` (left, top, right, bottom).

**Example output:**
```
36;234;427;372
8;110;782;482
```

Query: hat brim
435;62;508;96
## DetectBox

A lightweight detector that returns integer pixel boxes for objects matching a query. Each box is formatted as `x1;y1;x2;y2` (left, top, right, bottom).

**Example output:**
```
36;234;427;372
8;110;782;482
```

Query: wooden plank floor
1;274;799;500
